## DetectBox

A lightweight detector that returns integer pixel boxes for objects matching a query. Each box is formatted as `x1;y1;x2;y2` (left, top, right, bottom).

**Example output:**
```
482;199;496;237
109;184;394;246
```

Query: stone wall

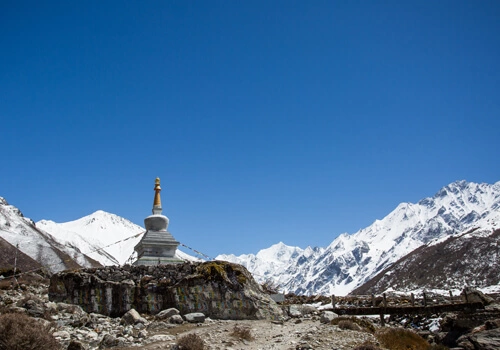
49;261;283;320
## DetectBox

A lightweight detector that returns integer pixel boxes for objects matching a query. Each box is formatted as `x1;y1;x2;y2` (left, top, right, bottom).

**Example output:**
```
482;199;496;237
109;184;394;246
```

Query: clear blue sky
1;1;499;258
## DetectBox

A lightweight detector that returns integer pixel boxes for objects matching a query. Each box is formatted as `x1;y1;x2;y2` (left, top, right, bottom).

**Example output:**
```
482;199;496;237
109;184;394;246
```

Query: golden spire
152;177;162;214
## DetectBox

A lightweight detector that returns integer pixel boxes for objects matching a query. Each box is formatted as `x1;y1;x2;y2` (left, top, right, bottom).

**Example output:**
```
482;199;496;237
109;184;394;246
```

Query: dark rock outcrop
49;261;284;320
457;328;500;350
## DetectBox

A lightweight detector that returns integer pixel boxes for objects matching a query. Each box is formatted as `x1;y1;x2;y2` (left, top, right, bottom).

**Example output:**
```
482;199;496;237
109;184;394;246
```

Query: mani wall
48;260;284;320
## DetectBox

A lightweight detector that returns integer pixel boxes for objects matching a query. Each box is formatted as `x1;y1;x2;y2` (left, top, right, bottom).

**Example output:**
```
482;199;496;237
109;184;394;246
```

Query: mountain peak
255;242;303;262
218;180;500;295
449;179;468;188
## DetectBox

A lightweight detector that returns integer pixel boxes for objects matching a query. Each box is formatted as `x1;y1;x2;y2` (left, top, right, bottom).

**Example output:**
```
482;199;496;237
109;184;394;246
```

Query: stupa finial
153;177;162;214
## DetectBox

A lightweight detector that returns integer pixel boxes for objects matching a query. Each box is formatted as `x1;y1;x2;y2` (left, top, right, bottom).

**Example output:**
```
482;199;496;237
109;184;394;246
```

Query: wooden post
464;290;469;304
371;294;376;307
12;243;19;290
411;293;415;306
423;292;427;307
383;293;387;308
449;290;453;304
380;312;385;326
331;294;336;307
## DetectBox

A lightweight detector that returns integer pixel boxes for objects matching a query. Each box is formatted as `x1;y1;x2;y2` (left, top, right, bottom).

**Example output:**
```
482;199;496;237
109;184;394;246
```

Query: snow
1;196;199;272
37;211;200;265
37;212;145;266
0;198;99;273
217;180;500;295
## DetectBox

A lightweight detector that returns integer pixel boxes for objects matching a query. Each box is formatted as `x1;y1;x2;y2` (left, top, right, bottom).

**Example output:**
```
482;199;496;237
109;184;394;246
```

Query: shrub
375;327;429;350
176;333;205;350
0;313;60;350
338;319;362;331
331;316;376;333
428;345;449;350
230;324;254;340
353;342;382;350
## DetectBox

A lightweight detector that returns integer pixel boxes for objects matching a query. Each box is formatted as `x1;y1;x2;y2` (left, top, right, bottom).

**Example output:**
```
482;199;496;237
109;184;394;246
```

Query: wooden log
380;312;385;326
332;302;484;316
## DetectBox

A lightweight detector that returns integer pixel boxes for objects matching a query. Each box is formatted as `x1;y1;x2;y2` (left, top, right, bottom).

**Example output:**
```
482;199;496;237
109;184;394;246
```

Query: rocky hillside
218;180;500;295
0;197;101;274
352;228;500;295
0;235;43;274
1;196;200;275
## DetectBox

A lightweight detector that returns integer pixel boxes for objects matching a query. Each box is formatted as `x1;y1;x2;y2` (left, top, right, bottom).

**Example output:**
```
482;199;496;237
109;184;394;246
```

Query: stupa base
133;256;184;266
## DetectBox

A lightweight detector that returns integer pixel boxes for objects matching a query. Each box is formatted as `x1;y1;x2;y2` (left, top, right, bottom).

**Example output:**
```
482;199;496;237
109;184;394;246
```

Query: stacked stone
49;261;285;321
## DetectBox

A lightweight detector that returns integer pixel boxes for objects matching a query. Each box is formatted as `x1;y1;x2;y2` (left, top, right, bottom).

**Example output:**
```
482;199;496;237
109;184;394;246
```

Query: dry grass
428;345;449;350
337;319;362;331
331;316;376;333
0;313;60;350
353;342;382;350
176;333;205;350
375;327;429;350
230;324;254;340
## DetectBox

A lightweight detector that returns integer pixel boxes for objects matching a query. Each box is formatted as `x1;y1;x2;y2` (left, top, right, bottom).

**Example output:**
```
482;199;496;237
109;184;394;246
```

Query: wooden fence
329;291;485;326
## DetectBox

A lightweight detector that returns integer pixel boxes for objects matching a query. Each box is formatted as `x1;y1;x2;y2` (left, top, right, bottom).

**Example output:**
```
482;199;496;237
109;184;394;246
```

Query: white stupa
133;178;183;265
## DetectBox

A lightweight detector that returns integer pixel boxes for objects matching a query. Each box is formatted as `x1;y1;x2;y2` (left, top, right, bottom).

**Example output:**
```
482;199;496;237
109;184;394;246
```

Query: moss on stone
195;261;248;287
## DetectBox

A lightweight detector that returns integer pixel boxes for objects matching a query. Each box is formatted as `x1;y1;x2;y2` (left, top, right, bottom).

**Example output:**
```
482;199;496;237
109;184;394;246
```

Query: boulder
288;305;302;318
53;330;71;339
99;334;120;348
120;308;147;325
320;311;338;324
485;319;500;330
20;298;45;318
155;308;179;320
169;314;184;324
67;340;88;350
470;328;500;350
458;328;500;350
461;287;494;305
184;312;206;323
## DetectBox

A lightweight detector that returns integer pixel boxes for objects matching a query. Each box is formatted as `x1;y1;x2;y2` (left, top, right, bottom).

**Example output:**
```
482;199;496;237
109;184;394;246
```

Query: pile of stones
1;282;215;349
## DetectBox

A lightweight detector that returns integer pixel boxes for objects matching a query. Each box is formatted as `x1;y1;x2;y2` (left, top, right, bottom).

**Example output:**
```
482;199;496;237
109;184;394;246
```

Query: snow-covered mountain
219;242;325;289
0;197;101;273
1;196;199;275
37;211;200;266
351;227;500;295
37;211;145;266
217;180;500;295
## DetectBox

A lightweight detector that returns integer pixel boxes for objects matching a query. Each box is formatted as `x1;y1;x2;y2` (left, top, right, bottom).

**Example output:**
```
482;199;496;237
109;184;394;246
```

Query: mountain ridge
217;180;500;295
0;197;102;273
1;179;498;295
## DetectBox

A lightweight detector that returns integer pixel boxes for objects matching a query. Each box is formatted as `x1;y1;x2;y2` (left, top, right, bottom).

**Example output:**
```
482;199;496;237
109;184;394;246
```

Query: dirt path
120;318;378;350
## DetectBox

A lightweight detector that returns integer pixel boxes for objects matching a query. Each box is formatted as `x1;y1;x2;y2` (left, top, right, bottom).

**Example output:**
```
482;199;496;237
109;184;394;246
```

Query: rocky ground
124;318;378;350
1;274;500;350
0;281;379;349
